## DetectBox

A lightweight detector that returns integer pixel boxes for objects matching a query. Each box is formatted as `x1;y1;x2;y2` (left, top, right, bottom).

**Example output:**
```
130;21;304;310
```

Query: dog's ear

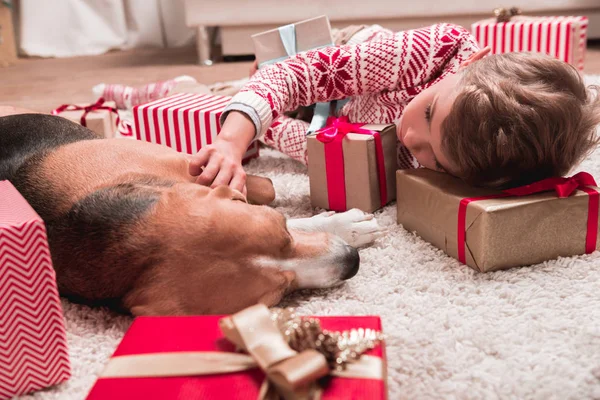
125;283;188;316
255;270;297;307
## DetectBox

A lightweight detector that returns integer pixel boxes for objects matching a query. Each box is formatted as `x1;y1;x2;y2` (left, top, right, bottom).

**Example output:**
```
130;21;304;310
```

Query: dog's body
0;113;380;315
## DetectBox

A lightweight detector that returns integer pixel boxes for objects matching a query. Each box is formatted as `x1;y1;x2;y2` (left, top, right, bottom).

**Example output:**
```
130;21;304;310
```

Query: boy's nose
403;128;426;152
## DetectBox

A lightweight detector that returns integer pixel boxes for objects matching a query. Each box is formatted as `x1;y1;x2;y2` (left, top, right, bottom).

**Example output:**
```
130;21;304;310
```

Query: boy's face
396;72;462;175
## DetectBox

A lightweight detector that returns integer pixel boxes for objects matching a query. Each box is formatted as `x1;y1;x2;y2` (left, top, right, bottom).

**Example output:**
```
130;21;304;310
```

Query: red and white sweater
223;23;480;167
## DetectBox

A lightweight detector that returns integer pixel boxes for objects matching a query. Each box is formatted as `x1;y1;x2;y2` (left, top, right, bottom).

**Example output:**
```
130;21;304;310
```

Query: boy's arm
224;23;479;139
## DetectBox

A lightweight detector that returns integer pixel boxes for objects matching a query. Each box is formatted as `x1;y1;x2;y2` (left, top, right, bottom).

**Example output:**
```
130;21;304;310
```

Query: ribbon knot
219;305;329;399
503;171;597;198
315;116;377;143
51;97;133;136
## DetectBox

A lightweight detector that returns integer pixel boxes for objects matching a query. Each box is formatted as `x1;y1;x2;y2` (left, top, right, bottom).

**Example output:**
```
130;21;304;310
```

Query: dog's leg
287;209;382;248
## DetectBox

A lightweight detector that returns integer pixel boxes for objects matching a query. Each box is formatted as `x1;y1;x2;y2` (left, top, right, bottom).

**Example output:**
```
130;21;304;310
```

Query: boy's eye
425;104;432;122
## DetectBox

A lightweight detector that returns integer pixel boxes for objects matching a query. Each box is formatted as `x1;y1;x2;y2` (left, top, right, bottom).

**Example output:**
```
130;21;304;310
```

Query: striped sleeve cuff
220;91;274;141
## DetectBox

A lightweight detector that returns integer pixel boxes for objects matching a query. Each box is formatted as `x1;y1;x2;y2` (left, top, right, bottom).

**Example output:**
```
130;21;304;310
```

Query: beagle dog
0;111;380;315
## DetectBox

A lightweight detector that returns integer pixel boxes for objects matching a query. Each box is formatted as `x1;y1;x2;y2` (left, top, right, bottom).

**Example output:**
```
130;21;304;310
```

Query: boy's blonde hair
442;52;600;189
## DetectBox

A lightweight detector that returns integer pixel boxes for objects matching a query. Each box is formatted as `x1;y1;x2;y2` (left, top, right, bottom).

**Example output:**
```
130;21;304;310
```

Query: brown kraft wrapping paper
308;124;397;213
252;15;334;66
396;169;600;272
57;101;118;138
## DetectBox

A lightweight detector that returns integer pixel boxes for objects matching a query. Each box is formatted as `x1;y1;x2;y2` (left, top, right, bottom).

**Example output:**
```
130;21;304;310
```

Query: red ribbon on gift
51;97;133;136
457;172;599;264
316;116;388;211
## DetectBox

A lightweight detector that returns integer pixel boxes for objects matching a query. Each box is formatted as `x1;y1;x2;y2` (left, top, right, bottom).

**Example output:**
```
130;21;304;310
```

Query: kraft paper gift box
307;118;397;213
86;305;387;399
0;181;71;399
52;99;119;138
133;93;259;164
471;16;588;71
396;169;600;272
252;15;334;67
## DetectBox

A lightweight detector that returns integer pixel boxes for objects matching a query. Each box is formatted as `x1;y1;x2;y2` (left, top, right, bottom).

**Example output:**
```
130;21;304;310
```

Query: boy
189;23;600;193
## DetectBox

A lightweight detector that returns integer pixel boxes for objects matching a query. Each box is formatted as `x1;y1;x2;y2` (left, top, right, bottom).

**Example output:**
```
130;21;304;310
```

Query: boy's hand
189;140;247;194
188;111;256;194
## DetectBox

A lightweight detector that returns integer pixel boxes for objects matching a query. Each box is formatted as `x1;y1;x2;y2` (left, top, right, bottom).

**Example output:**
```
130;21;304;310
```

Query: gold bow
219;305;329;399
494;7;522;23
100;305;384;400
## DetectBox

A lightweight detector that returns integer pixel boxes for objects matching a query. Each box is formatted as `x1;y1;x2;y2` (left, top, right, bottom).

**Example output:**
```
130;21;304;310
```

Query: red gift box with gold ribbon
86;305;387;399
307;117;397;213
396;169;599;272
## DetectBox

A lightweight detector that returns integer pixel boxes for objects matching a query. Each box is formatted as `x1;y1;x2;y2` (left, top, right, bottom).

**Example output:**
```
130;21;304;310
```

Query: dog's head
3;114;359;316
120;182;359;315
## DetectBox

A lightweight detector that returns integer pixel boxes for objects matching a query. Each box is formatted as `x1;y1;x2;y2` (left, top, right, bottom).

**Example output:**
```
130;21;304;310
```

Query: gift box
132;93;259;164
307;118;397;213
51;99;120;138
396;169;599;272
253;15;337;134
0;181;70;399
252;15;334;67
471;16;588;71
86;305;386;399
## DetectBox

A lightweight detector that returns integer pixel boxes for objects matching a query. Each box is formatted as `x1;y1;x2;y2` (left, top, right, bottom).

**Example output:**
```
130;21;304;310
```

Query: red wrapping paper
133;93;259;164
471;16;588;71
86;315;386;399
0;181;71;399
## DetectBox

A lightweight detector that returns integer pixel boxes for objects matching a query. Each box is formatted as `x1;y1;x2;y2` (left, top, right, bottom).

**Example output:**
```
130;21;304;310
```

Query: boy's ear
460;46;492;68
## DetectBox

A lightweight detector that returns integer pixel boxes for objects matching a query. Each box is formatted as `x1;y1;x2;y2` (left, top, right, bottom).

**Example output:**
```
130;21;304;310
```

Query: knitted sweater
223;23;480;167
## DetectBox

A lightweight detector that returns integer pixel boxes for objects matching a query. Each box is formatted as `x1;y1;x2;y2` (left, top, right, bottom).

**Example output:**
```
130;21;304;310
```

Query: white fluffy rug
20;76;600;400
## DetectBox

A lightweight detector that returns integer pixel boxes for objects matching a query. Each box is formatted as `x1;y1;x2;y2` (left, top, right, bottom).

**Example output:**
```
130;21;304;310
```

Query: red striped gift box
0;181;71;400
472;16;588;71
132;93;259;164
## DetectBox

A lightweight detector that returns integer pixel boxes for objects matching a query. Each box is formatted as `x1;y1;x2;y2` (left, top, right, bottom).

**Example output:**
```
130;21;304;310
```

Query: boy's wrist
216;111;256;159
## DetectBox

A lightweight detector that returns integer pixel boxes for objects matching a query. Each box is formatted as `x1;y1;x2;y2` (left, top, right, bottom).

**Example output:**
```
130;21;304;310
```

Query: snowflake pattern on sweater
224;23;480;167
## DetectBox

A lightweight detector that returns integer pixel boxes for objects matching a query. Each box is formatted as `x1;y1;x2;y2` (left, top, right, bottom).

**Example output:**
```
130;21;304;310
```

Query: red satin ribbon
51;97;133;136
457;172;599;264
315;116;388;211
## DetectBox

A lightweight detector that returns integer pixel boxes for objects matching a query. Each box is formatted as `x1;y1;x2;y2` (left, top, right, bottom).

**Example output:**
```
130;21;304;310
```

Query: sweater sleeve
223;23;478;139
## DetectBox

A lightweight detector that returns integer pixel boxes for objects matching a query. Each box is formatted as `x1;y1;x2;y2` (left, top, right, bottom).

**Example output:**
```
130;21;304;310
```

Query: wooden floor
1;41;599;113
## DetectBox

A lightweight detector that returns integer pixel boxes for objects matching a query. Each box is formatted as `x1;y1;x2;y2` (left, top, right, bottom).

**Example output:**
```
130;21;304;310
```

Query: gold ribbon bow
219;305;329;399
100;305;384;400
493;7;522;23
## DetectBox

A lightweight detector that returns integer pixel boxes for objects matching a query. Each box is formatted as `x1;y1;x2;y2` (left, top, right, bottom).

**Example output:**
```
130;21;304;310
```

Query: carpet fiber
20;76;600;400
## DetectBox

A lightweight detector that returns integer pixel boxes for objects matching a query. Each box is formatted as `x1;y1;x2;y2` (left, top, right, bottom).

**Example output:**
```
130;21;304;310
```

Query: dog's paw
313;209;382;248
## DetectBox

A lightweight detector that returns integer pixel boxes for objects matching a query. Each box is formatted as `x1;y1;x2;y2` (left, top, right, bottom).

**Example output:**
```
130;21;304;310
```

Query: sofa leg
196;26;214;66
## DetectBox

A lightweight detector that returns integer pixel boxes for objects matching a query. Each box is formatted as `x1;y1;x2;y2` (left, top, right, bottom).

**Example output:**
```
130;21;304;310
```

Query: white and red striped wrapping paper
132;93;259;163
0;181;70;400
472;16;588;71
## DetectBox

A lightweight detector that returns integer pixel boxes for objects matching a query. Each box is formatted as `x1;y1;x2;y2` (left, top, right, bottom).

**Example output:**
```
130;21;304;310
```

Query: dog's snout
341;245;360;280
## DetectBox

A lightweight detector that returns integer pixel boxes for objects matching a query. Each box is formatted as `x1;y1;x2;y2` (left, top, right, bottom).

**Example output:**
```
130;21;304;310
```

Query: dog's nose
341;245;360;280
